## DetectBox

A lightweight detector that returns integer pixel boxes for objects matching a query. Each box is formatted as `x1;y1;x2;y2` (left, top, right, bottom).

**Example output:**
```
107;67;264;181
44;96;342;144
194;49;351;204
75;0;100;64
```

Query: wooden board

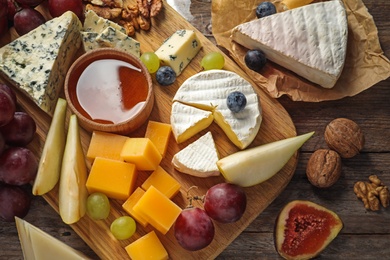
0;1;297;259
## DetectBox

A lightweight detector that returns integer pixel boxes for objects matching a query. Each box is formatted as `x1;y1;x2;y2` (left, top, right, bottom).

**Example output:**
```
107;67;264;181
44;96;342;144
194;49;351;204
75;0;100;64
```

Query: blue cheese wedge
155;29;202;76
171;101;214;143
0;11;82;115
95;26;141;57
172;70;262;149
231;0;348;89
15;217;89;260
172;131;220;177
82;10;140;57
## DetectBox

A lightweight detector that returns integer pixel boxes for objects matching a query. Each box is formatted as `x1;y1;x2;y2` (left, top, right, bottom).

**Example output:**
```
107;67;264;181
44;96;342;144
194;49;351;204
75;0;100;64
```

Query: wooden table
1;0;389;259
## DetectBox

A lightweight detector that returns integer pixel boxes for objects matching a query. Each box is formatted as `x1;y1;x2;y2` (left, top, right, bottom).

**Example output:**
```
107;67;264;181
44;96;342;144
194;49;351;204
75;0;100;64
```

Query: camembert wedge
231;0;348;89
172;131;220;177
172;70;262;149
0;11;82;114
15;217;89;260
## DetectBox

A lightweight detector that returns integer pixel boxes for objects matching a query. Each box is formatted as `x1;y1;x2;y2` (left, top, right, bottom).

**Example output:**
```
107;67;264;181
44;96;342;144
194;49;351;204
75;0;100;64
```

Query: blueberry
156;66;176;86
256;2;277;18
244;49;267;71
227;91;247;113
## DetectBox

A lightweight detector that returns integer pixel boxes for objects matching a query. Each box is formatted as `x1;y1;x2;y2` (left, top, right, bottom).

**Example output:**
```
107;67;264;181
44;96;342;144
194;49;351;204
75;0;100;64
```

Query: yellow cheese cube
86;157;137;200
125;231;168;260
141;166;181;199
86;131;129;161
133;186;182;234
120;138;162;171
144;121;172;157
122;187;148;227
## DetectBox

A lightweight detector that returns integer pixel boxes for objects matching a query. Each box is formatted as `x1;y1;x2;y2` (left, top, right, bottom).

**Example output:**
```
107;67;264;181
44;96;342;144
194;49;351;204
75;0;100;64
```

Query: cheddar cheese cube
125;231;168;260
141;166;181;199
133;186;182;234
144;121;172;157
87;131;129;161
122;187;148;227
120;138;162;171
86;157;137;200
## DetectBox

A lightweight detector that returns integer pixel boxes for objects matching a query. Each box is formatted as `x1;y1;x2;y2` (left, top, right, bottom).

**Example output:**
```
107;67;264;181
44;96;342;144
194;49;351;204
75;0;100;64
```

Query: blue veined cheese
155;29;202;76
95;26;141;57
83;10;126;34
0;11;82;115
172;131;220;177
81;31;100;52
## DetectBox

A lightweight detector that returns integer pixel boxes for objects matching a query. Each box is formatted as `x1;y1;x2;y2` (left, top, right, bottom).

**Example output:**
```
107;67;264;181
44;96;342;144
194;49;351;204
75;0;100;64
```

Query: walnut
324;118;365;158
84;0;124;8
136;0;163;18
354;175;389;211
306;149;342;188
85;4;122;19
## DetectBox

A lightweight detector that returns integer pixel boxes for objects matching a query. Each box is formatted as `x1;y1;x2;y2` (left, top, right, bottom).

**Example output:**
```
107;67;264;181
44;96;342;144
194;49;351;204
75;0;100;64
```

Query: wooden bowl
64;48;154;135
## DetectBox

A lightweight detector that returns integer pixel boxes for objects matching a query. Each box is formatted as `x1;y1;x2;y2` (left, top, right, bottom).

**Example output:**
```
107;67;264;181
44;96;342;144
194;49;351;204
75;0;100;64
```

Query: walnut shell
306;149;342;188
324;118;365;158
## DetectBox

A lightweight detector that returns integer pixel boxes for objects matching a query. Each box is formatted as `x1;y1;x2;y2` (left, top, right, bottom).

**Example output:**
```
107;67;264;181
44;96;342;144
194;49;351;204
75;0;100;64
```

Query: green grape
110;216;136;240
86;192;110;220
140;52;160;74
201;52;225;70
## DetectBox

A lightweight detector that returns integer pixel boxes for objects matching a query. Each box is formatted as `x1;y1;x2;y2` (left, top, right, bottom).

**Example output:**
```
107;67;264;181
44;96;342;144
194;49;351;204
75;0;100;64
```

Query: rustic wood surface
1;0;390;259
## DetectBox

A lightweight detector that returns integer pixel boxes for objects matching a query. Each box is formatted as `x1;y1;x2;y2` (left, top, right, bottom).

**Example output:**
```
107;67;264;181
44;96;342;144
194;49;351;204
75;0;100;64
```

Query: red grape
0;147;38;186
174;207;215;251
13;7;45;36
15;0;44;7
48;0;83;20
6;0;20;22
0;133;5;155
1;111;36;146
0;184;31;222
0;0;7;36
204;183;247;223
0;84;16;127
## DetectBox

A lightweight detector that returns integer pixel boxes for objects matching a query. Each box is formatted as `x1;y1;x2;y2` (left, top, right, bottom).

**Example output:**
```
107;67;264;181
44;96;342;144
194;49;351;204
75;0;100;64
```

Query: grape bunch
174;183;247;251
0;83;38;222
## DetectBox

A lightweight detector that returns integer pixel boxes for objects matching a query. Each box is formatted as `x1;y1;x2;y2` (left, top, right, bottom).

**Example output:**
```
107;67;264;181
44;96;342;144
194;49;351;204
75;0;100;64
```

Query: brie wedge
172;131;220;177
15;217;89;260
172;70;262;149
231;0;348;89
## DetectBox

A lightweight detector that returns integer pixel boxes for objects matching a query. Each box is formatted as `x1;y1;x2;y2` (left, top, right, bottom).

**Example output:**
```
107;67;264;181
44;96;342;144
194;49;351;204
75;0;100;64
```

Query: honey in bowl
65;48;154;134
75;59;148;124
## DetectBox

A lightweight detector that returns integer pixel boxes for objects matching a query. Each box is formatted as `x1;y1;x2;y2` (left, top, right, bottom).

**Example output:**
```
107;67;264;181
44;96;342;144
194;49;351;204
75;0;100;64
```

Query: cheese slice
172;70;262;149
0;11;81;114
231;0;348;89
170;101;214;144
172;131;220;177
15;217;89;260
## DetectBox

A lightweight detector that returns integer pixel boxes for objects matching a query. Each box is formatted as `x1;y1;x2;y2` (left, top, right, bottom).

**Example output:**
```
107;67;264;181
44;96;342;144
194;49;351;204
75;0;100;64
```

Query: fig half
275;200;343;260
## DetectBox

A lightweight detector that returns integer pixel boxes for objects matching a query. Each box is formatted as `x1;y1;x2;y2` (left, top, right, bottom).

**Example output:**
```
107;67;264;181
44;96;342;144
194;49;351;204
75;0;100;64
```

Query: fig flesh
275;200;343;260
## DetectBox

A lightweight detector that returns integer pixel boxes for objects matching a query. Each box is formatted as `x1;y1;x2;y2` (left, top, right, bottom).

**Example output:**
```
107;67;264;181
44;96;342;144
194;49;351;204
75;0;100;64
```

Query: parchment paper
211;0;390;101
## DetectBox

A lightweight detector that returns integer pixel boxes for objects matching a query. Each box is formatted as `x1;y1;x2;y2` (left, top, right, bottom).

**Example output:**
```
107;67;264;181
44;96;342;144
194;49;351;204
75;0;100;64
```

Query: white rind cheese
155;29;202;76
231;0;348;89
171;101;214;144
15;217;89;260
0;11;82;115
172;131;220;177
172;70;262;149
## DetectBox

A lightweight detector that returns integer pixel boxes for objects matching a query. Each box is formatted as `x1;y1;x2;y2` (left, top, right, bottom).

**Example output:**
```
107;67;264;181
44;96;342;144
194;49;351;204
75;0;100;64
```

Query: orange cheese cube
141;166;181;199
144;121;172;157
133;186;182;234
122;187;148;227
120;138;162;171
87;131;129;161
125;231;168;260
86;157;137;200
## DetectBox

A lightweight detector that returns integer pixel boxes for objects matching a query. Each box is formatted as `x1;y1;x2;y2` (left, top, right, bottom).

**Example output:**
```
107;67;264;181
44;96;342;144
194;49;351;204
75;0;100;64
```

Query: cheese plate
0;1;297;259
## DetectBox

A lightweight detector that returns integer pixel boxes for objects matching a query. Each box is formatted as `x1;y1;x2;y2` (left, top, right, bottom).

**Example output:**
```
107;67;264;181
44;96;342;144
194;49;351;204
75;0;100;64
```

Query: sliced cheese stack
231;0;348;89
15;217;89;260
82;10;140;57
171;70;262;149
172;131;220;177
0;11;81;115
